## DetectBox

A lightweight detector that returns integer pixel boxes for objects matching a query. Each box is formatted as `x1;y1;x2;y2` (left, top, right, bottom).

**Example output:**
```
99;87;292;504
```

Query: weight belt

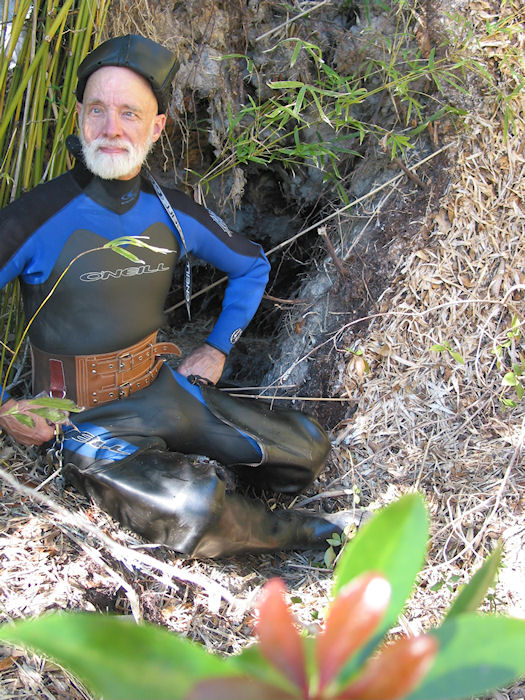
31;331;181;408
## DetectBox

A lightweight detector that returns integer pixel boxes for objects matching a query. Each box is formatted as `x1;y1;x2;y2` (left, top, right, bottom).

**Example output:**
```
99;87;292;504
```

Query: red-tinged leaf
336;634;438;700
316;573;391;691
185;677;297;699
255;578;308;695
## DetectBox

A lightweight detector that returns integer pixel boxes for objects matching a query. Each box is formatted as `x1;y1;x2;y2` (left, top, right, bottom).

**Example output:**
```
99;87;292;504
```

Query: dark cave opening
164;161;336;387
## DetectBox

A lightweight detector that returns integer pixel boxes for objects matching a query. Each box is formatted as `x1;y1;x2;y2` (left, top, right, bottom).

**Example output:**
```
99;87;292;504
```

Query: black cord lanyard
146;171;192;320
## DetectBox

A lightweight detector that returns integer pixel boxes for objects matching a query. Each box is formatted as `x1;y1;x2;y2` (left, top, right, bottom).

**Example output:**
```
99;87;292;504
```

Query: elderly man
0;35;350;557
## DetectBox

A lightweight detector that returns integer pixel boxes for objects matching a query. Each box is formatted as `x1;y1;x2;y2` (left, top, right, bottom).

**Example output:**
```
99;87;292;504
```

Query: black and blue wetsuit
0;158;334;558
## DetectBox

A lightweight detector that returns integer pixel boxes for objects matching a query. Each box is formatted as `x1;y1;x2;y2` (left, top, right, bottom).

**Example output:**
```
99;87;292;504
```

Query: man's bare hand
0;398;62;446
177;344;226;385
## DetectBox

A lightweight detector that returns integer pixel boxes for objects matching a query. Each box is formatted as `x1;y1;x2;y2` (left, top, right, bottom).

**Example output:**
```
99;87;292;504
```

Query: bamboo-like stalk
0;0;110;391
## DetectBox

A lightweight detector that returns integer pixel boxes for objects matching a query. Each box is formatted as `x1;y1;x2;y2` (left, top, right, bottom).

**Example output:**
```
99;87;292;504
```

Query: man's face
76;66;166;180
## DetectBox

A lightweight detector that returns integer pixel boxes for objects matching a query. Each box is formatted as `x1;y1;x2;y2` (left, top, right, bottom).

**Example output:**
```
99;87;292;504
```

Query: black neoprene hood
76;34;178;113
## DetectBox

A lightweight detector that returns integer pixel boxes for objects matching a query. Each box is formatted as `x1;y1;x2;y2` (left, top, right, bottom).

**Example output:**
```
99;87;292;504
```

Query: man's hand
177;344;226;385
0;398;61;446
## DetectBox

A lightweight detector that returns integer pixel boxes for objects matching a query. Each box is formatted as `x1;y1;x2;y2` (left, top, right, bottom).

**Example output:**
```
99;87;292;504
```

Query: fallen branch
318;225;346;278
393;157;426;189
263;293;307;305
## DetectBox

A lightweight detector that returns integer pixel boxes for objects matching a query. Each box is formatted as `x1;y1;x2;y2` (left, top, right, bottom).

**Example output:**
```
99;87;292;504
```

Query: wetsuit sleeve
196;230;269;354
168;197;270;355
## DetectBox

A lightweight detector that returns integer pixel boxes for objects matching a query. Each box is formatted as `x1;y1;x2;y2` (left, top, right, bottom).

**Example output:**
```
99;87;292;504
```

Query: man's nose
103;110;122;138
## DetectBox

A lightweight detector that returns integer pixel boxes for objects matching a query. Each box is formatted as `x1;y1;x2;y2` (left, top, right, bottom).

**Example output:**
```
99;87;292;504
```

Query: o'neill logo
230;328;243;344
70;430;131;455
80;262;170;282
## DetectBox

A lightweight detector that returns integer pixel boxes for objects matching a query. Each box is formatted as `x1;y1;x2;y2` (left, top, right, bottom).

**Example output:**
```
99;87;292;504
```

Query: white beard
79;126;155;180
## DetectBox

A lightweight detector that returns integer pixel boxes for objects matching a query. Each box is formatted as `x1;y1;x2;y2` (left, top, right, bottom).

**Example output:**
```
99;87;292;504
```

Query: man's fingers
0;409;57;446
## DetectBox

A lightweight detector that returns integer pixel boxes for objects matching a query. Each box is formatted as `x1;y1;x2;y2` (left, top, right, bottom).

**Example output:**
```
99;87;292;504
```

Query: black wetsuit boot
64;446;340;558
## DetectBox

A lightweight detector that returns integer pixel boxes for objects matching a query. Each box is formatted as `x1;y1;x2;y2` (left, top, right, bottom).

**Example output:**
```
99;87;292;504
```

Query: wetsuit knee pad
201;385;331;493
64;449;227;555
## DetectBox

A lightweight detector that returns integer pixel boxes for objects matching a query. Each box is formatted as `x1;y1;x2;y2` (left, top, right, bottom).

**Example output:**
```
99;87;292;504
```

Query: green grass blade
444;544;502;619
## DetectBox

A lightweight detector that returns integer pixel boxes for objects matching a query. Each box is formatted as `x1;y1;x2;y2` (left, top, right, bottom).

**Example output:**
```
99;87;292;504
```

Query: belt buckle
118;382;131;399
118;352;131;371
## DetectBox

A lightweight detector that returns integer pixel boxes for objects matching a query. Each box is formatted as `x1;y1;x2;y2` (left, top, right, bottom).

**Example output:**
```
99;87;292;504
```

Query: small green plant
492;316;524;407
480;4;525;139
429;573;461;593
196;23;467;195
430;340;465;365
324;529;347;568
0;396;83;428
1;494;524;700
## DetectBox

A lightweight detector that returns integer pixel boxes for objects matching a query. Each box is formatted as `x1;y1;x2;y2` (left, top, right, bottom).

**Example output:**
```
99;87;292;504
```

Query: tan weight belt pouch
31;331;181;409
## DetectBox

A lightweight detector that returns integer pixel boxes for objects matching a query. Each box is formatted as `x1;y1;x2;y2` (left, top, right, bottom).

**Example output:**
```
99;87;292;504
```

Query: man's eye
123;111;137;118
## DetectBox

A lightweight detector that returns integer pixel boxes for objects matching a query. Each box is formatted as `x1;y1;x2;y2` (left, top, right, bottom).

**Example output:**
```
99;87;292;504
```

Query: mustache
89;138;132;153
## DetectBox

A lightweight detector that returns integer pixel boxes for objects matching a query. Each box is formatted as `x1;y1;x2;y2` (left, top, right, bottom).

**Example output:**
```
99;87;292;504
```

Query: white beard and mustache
78;122;155;180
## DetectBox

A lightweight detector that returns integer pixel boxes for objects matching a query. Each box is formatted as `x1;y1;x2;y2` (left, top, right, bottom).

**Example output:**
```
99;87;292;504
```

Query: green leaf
407;615;525;700
324;546;337;568
106;235;173;254
0;613;238;700
107;246;145;264
429;580;445;592
268;80;305;90
445;545;502;618
218;53;254;72
428;47;435;71
502;398;517;407
290;40;303;68
448;350;465;365
429;342;464;364
308;89;333;126
27;408;68;423
332;494;429;683
332;494;428;628
503;372;519;386
293;86;307;118
12;413;35;427
103;236;173;263
24;397;82;412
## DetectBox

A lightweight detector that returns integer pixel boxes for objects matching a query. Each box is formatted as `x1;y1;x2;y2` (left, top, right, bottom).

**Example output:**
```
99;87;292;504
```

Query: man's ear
75;102;82;121
152;113;166;142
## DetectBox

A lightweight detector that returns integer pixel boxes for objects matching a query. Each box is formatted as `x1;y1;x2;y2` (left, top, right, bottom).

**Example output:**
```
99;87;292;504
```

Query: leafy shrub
1;494;524;699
